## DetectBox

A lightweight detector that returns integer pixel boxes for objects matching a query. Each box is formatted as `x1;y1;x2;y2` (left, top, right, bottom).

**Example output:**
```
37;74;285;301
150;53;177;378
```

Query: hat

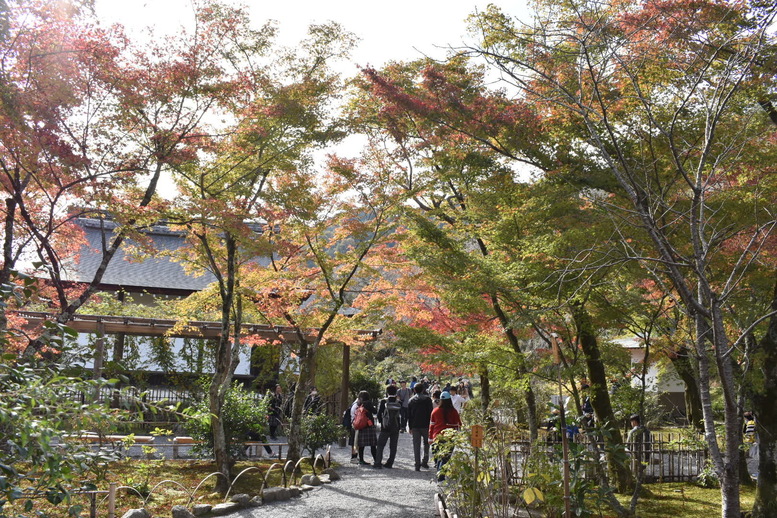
440;391;452;400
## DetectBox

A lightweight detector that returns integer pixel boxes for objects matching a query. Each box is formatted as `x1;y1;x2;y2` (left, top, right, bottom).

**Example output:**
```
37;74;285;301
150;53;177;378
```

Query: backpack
381;398;401;431
342;407;352;429
353;405;372;431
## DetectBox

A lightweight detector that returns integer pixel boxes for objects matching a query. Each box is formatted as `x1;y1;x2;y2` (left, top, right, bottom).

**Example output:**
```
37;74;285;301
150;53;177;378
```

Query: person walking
432;389;442;409
397;380;412;432
626;414;651;478
375;385;402;468
429;391;461;481
408;382;433;471
346;396;360;463
353;390;378;466
450;385;466;414
268;384;284;439
743;411;758;459
303;387;321;415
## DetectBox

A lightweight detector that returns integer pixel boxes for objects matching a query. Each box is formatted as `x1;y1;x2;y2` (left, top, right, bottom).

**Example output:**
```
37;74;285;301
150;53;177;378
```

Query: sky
93;0;533;195
95;0;531;73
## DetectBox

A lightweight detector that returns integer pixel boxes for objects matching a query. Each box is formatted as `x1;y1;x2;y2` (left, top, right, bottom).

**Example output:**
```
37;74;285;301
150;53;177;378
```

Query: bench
244;441;288;460
172;436;287;460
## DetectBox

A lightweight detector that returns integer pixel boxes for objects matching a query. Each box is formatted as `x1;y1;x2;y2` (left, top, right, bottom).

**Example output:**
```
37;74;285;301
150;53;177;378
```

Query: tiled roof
66;218;264;293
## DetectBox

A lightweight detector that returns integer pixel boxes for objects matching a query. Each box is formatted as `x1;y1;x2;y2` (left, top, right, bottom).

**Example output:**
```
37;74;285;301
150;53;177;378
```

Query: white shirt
451;394;466;413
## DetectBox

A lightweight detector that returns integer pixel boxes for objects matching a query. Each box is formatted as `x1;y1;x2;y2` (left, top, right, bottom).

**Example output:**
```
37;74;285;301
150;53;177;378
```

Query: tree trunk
479;363;491;418
208;234;241;495
209;377;230;494
0;196;16;343
751;274;777;518
572;303;633;493
110;332;126;408
287;339;314;462
341;343;351;414
489;294;538;440
710;305;743;518
668;348;704;432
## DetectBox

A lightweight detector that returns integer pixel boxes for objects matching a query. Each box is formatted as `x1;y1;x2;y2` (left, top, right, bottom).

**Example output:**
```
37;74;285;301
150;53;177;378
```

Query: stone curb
120;469;342;518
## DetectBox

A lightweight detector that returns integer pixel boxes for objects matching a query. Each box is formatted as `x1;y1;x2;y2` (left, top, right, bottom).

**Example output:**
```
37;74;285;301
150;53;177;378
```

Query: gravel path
233;432;440;518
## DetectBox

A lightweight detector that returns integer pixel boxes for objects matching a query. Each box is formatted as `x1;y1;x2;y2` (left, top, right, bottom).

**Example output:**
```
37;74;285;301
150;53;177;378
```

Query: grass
611;482;756;518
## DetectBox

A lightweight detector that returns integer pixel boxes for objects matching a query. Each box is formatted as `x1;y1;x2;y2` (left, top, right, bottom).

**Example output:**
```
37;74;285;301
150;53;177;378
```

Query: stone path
233;431;439;518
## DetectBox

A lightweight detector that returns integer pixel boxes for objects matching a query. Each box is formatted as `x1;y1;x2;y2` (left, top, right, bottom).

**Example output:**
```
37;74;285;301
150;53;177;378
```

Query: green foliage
299;413;342;459
609;382;668;428
437;427;550;518
183;382;270;460
311;343;342;397
348;370;383;401
524;423;630;518
696;460;720;489
0;358;123;517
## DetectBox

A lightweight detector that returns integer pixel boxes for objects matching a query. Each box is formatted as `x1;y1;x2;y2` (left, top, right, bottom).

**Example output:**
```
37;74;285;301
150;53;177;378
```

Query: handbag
353;405;372;430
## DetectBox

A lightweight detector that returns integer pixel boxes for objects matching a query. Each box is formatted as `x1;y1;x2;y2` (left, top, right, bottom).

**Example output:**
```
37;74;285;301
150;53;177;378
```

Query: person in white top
459;385;470;407
450;385;466;413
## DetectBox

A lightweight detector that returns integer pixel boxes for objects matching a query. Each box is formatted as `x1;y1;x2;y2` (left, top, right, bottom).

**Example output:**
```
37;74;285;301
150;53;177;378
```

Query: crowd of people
344;377;471;480
262;376;473;480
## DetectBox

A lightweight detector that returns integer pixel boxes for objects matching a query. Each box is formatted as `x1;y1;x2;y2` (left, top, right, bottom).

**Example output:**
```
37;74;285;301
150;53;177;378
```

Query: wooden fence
59;386;342;434
509;431;708;485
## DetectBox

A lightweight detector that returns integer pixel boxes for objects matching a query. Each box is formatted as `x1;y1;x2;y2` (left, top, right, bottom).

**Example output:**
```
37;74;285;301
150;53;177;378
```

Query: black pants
376;429;399;466
358;445;377;462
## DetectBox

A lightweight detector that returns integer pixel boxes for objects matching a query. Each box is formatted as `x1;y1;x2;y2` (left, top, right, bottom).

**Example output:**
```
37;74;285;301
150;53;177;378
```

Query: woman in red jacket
429;391;461;481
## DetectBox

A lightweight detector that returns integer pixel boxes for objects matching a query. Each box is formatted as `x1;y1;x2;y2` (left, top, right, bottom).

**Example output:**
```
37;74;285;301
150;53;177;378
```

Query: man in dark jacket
375;385;402;468
407;383;434;471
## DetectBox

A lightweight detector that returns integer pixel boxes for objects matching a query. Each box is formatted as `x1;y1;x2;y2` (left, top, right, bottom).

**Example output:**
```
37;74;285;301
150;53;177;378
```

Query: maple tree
352;57;549;441
0;0;250;358
354;55;642;495
461;1;777;516
354;0;777;513
241;155;397;462
157;12;394;477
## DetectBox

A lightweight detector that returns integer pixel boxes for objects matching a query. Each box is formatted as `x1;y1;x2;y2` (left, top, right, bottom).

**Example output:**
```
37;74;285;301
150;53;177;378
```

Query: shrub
300;413;342;459
183;381;270;460
349;370;383;401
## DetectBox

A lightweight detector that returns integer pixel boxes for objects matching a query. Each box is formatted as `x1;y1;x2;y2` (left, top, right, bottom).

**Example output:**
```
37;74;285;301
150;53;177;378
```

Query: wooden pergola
14;310;380;342
14;310;380;411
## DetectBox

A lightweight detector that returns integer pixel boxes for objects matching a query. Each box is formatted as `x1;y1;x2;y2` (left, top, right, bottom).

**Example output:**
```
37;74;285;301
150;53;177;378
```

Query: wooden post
341;343;350;413
470;424;484;516
93;321;105;402
552;336;572;518
108;483;116;518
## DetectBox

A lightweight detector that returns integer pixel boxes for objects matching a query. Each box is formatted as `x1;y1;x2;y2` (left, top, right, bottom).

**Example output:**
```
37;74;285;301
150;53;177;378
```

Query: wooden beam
11;311;381;343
